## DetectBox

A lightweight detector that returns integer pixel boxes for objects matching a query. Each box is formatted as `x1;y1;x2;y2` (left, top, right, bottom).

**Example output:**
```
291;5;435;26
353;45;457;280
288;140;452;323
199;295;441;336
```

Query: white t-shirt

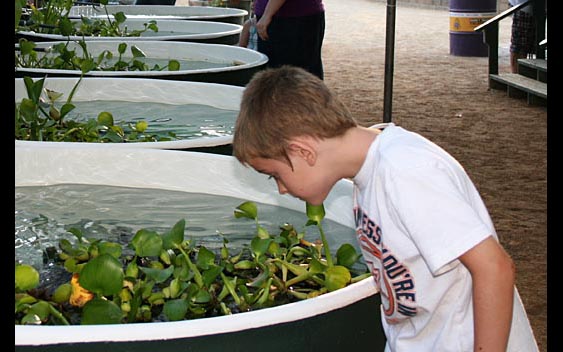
352;123;532;351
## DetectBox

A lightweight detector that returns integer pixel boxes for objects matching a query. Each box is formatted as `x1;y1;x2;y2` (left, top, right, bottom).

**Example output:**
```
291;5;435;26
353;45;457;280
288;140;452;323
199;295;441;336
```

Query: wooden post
483;22;499;76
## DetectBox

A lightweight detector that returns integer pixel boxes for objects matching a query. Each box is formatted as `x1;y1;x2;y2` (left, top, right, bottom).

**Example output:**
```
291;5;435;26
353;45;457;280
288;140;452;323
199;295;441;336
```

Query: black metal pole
383;0;396;123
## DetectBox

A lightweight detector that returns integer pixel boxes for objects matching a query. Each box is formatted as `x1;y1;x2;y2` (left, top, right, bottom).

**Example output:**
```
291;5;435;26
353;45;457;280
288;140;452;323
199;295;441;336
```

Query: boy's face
248;149;333;206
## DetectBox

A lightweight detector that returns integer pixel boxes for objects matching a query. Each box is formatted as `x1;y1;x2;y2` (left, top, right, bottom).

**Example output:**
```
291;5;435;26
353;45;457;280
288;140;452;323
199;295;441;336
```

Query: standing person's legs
510;10;536;73
257;12;325;80
301;11;325;80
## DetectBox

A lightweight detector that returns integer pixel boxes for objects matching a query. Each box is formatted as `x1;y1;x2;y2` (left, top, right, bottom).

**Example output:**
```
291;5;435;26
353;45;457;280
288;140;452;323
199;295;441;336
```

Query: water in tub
57;101;237;139
15;184;361;285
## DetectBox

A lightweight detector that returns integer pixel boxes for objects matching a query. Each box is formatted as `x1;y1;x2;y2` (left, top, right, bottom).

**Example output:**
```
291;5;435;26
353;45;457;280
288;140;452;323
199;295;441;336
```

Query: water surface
62;101;236;139
15;184;358;270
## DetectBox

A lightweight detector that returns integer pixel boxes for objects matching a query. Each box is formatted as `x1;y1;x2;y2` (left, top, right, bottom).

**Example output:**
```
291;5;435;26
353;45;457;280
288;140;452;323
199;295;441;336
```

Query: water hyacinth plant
15;201;370;325
15;38;181;72
15;75;178;143
17;0;157;38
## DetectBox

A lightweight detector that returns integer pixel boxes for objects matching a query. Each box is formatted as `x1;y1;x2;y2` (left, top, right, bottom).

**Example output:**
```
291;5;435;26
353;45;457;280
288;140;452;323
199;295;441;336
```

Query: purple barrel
449;0;497;56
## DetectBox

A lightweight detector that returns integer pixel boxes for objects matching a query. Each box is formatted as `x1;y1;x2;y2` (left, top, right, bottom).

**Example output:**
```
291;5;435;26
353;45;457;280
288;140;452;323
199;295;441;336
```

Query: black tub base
16;294;386;352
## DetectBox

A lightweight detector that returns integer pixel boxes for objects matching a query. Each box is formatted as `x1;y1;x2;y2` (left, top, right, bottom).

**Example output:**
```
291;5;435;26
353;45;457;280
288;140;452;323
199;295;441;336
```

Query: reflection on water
139;30;200;37
102;57;233;71
61;101;236;139
15;184;358;270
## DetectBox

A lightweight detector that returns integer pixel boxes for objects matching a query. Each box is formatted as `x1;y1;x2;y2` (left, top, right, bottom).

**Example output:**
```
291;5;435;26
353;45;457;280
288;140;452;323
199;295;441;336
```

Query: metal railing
474;0;546;76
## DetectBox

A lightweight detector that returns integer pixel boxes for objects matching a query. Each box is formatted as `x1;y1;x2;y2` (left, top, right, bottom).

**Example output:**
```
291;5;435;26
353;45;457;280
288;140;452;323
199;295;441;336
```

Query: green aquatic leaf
163;299;188;321
193;288;211;303
130;45;146;58
162;219;185;250
114;12;126;24
15;264;40;291
135;121;148;133
59;103;76;121
24;75;44;104
79;254;124;296
27;301;51;322
324;265;351;292
168;59;180;71
52;283;72;304
234;201;257;220
97;111;114;127
201;265;223;287
58;17;74;37
118;42;127;54
247;263;270;288
196;246;216;270
251;236;272;258
81;298;122;325
97;241;122;259
139;265;174;284
132;229;163;257
336;243;361;268
306;202;325;224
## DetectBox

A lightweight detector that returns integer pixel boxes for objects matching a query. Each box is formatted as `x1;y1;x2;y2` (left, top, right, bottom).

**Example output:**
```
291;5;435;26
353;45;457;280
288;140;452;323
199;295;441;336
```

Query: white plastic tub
16;18;242;44
68;5;248;24
15;77;243;151
15;40;268;86
15;146;385;352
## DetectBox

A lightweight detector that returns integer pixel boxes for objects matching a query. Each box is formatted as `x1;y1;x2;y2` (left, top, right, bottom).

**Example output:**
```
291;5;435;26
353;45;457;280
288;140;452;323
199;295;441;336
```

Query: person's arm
255;0;286;40
238;19;251;47
459;235;515;352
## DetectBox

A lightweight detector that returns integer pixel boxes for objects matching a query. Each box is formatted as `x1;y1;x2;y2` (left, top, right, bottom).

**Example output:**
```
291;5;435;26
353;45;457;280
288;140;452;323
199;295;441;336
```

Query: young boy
233;66;523;351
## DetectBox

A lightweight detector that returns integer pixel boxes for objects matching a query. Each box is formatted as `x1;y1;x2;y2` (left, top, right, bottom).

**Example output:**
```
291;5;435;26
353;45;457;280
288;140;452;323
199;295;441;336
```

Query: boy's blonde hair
233;66;357;166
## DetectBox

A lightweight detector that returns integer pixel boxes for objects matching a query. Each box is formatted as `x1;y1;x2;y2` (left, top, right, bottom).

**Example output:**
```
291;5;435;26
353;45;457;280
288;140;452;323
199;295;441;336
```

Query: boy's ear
287;139;317;166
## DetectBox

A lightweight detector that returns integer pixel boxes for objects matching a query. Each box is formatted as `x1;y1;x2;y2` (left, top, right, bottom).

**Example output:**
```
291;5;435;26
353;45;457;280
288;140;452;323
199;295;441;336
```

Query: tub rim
16;18;242;42
15;40;269;77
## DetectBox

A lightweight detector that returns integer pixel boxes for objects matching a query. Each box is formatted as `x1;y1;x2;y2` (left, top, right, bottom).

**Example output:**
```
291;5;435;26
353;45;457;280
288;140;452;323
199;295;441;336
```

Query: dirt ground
320;0;547;350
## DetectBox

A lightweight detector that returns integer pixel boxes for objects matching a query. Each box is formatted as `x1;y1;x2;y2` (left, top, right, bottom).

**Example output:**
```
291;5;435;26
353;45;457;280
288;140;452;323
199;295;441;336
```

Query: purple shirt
254;0;324;18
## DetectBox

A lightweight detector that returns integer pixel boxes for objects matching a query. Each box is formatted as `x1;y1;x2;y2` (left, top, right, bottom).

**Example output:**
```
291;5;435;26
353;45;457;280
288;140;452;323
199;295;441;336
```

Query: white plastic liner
15;146;377;345
68;4;248;21
15;77;243;149
14;147;538;350
15;40;268;78
17;18;241;42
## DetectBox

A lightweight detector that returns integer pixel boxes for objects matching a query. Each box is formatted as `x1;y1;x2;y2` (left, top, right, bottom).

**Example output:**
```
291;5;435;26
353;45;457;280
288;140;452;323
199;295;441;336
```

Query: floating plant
15;201;369;325
15;38;181;73
15;75;179;143
17;0;157;38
